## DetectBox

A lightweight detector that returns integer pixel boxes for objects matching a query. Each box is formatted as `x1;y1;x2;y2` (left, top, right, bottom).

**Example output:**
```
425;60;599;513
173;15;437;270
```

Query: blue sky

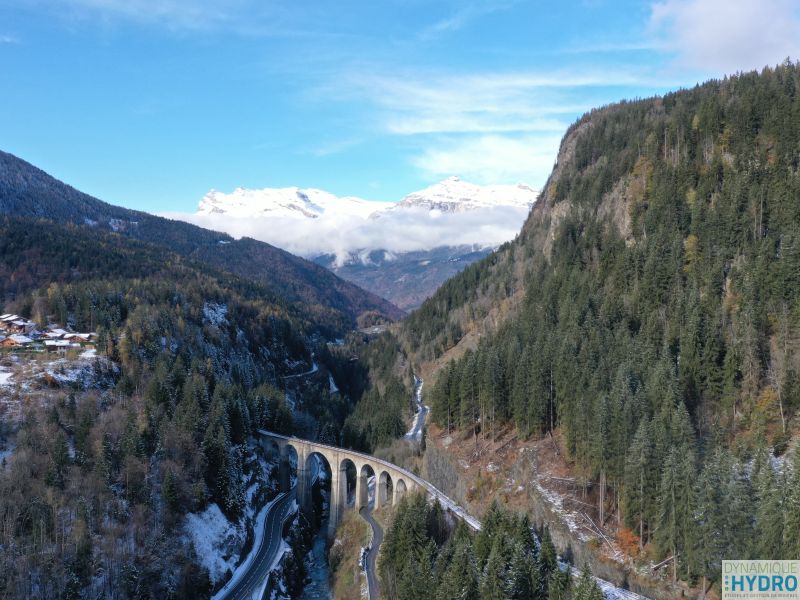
1;0;799;212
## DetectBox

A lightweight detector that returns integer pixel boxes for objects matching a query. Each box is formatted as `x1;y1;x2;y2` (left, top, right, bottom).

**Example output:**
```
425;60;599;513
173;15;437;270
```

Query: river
297;519;332;600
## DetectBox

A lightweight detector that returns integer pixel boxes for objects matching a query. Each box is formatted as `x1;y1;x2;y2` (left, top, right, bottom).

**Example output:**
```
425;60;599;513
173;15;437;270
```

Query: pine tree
480;541;509;600
754;452;784;559
656;446;695;581
548;568;571;600
537;528;558;599
436;542;479;600
507;541;535;600
691;449;725;591
624;419;655;546
784;449;800;559
573;564;603;600
723;460;755;561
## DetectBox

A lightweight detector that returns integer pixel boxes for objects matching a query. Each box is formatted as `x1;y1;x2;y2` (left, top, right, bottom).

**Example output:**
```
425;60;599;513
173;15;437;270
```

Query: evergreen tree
573;564;604;600
548;568;571;600
436;542;479;600
754;452;784;559
507;541;536;600
784;449;800;559
537;528;558;599
480;541;509;600
624;419;655;545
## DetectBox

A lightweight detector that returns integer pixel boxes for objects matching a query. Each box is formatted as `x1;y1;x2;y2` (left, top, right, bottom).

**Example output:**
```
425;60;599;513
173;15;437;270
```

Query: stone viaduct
257;430;480;539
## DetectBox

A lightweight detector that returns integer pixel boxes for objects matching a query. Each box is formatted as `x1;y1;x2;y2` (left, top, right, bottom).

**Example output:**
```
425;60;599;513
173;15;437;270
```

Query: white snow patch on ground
533;480;591;542
45;360;101;387
185;503;244;584
329;374;339;394
80;348;97;359
564;565;648;600
0;367;12;387
212;495;283;599
269;539;290;572
203;302;229;327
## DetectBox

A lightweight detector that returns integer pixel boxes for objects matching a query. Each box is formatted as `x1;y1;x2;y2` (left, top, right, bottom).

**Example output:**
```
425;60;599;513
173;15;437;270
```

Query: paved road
359;507;384;600
215;490;296;600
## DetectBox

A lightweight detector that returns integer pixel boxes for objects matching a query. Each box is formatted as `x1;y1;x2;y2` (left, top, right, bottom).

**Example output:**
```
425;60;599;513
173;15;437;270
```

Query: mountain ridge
195;175;538;220
402;62;800;594
182;176;539;310
0;150;403;325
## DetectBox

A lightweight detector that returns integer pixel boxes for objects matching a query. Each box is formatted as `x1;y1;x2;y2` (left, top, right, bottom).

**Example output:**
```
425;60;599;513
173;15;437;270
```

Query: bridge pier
356;468;368;509
278;454;291;492
295;445;309;510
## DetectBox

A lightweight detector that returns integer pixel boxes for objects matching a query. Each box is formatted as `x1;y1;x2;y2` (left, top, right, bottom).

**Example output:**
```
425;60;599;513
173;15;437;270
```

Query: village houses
0;313;96;352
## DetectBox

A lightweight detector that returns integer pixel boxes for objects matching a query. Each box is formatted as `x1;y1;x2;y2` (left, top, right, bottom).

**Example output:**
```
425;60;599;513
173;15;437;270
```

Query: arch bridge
257;430;479;539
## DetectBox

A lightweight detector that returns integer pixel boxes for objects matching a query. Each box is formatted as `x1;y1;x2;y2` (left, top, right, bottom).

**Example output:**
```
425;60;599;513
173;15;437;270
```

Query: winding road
215;490;296;600
359;377;424;599
359;507;384;600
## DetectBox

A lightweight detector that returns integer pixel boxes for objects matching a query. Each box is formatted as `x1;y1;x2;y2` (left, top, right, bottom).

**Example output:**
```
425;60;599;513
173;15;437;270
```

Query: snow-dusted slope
198;186;385;219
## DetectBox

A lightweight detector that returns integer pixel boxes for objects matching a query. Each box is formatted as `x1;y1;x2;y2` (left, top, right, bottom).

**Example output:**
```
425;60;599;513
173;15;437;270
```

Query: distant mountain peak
197;186;385;220
390;177;538;214
196;178;539;221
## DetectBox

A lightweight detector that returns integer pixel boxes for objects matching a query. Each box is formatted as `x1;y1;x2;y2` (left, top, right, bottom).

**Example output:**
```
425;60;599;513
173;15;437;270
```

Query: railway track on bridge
251;430;648;600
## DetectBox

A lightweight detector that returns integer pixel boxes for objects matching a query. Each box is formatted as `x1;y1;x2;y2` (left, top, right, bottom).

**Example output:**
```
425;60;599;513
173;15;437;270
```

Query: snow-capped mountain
385;176;538;214
196;177;539;221
180;177;540;309
198;186;385;219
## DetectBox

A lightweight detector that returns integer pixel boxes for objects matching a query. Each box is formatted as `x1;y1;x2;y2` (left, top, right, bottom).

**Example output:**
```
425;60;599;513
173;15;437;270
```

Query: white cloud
346;69;653;136
330;66;675;186
420;1;515;39
649;0;800;73
0;34;18;43
412;134;561;186
163;205;531;263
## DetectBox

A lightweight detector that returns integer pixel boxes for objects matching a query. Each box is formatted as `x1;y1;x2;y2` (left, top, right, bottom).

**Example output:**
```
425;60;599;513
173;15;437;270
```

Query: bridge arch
339;457;358;508
303;452;332;526
358;464;376;508
257;430;475;540
378;471;393;507
395;478;407;505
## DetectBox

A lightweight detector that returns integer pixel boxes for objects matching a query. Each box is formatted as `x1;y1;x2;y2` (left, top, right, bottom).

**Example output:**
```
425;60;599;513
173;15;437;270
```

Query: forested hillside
378;492;603;600
0;150;403;324
408;62;800;587
0;216;383;597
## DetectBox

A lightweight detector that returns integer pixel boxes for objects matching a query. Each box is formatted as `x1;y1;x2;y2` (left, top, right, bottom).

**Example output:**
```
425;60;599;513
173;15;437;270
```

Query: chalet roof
7;335;33;344
66;333;95;340
1;314;20;322
44;340;71;347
